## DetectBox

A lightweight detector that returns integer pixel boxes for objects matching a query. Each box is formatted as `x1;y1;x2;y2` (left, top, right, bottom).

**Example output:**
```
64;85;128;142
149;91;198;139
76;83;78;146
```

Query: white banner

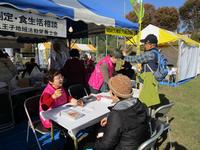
0;6;67;37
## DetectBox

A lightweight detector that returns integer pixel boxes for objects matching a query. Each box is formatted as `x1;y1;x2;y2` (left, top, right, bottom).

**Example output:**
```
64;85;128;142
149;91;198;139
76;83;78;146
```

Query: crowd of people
0;34;166;149
37;34;166;150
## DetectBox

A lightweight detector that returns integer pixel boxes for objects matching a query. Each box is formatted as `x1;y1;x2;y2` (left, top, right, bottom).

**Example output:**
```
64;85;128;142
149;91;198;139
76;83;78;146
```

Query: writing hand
70;98;84;106
77;100;84;107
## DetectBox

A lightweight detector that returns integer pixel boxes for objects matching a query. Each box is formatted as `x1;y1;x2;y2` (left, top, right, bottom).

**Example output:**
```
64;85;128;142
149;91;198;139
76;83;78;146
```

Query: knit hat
108;74;133;99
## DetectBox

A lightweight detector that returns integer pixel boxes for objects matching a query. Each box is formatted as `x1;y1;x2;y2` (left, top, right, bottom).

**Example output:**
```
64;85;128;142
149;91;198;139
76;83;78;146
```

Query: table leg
51;124;59;150
51;124;54;142
71;135;78;150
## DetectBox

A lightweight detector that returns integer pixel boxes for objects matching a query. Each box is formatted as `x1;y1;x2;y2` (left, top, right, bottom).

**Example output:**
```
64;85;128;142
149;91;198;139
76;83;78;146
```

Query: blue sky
124;0;186;14
142;0;186;8
89;0;186;19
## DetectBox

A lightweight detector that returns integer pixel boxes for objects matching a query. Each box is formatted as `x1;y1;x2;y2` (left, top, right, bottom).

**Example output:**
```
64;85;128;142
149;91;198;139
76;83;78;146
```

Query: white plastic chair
153;102;174;150
138;119;165;150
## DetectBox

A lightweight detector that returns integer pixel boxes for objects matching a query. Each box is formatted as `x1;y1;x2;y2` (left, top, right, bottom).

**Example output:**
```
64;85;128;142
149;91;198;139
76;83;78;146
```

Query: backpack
147;50;168;82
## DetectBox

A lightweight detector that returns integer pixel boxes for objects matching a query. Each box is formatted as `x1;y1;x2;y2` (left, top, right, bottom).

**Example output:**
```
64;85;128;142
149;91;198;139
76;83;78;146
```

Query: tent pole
36;44;40;65
68;38;71;50
106;35;108;55
80;38;82;44
176;40;181;82
117;36;119;48
166;42;180;82
96;36;98;60
167;42;179;52
124;37;126;49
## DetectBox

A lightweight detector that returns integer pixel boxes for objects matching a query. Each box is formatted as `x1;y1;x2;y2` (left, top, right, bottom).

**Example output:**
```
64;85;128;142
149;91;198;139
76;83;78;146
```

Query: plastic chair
153;102;174;119
138;119;165;150
24;95;50;150
68;84;88;99
153;102;174;150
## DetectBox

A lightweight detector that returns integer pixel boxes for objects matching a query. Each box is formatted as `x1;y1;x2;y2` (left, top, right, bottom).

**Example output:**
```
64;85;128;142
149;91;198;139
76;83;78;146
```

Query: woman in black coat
91;74;150;150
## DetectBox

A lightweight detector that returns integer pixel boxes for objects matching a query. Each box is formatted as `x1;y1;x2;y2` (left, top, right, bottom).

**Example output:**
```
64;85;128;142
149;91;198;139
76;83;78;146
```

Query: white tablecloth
42;93;114;137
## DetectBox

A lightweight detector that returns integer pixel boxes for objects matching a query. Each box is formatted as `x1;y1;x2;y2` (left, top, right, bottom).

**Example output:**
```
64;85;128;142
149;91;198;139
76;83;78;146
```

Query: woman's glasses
54;75;64;81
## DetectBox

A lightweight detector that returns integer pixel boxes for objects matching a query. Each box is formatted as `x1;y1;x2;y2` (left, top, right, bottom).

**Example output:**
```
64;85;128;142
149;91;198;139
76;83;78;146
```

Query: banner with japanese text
0;6;67;37
105;27;135;37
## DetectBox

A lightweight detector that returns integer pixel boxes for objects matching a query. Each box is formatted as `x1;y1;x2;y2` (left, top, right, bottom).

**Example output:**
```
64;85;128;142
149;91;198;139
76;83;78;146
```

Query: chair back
153;102;174;118
24;95;40;130
68;84;88;99
138;119;164;150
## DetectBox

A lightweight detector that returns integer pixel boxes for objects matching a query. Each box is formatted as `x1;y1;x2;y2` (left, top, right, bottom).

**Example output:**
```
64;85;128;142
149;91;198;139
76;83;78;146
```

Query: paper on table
61;109;85;121
99;97;113;105
98;92;111;97
82;106;94;113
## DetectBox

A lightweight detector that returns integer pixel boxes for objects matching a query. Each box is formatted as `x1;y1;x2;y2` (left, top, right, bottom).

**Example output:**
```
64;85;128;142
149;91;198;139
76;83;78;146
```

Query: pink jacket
88;56;114;90
39;83;69;128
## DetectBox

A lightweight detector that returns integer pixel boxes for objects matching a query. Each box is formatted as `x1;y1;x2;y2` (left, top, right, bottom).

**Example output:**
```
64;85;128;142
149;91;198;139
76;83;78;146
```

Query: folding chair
68;84;88;99
24;95;50;150
138;119;165;150
152;102;174;150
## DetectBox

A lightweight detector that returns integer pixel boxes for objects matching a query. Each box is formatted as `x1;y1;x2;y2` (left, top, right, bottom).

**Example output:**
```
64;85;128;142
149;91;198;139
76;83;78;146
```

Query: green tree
179;0;200;41
154;7;179;31
126;4;179;31
126;3;156;29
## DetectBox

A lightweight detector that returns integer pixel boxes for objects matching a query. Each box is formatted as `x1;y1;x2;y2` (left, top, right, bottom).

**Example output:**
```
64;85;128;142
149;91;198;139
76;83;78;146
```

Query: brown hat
108;74;133;99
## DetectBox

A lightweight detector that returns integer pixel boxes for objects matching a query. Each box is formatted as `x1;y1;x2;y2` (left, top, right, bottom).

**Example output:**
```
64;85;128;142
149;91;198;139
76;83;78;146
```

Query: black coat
94;98;149;150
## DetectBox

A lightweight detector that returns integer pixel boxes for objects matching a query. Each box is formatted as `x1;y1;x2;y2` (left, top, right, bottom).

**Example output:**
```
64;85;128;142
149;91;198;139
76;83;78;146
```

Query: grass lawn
159;76;200;150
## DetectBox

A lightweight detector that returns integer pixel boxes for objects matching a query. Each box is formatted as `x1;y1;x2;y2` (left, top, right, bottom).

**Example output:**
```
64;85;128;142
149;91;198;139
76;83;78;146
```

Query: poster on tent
0;6;66;37
105;27;136;37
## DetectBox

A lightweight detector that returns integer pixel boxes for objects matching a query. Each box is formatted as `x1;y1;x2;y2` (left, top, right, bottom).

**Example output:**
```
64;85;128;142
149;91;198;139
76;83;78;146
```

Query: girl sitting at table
82;74;150;150
39;69;82;129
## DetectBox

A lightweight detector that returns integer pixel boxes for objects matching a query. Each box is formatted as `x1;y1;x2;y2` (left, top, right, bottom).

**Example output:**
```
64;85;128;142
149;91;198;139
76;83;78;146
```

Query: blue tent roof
0;0;74;18
0;0;137;30
78;0;137;29
52;0;137;29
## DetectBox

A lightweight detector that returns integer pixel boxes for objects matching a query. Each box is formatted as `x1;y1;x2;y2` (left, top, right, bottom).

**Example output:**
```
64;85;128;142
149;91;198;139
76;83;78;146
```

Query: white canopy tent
127;24;200;84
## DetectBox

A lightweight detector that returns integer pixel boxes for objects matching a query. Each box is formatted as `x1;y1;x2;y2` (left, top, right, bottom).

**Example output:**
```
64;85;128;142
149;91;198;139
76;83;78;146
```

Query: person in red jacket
39;69;82;128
